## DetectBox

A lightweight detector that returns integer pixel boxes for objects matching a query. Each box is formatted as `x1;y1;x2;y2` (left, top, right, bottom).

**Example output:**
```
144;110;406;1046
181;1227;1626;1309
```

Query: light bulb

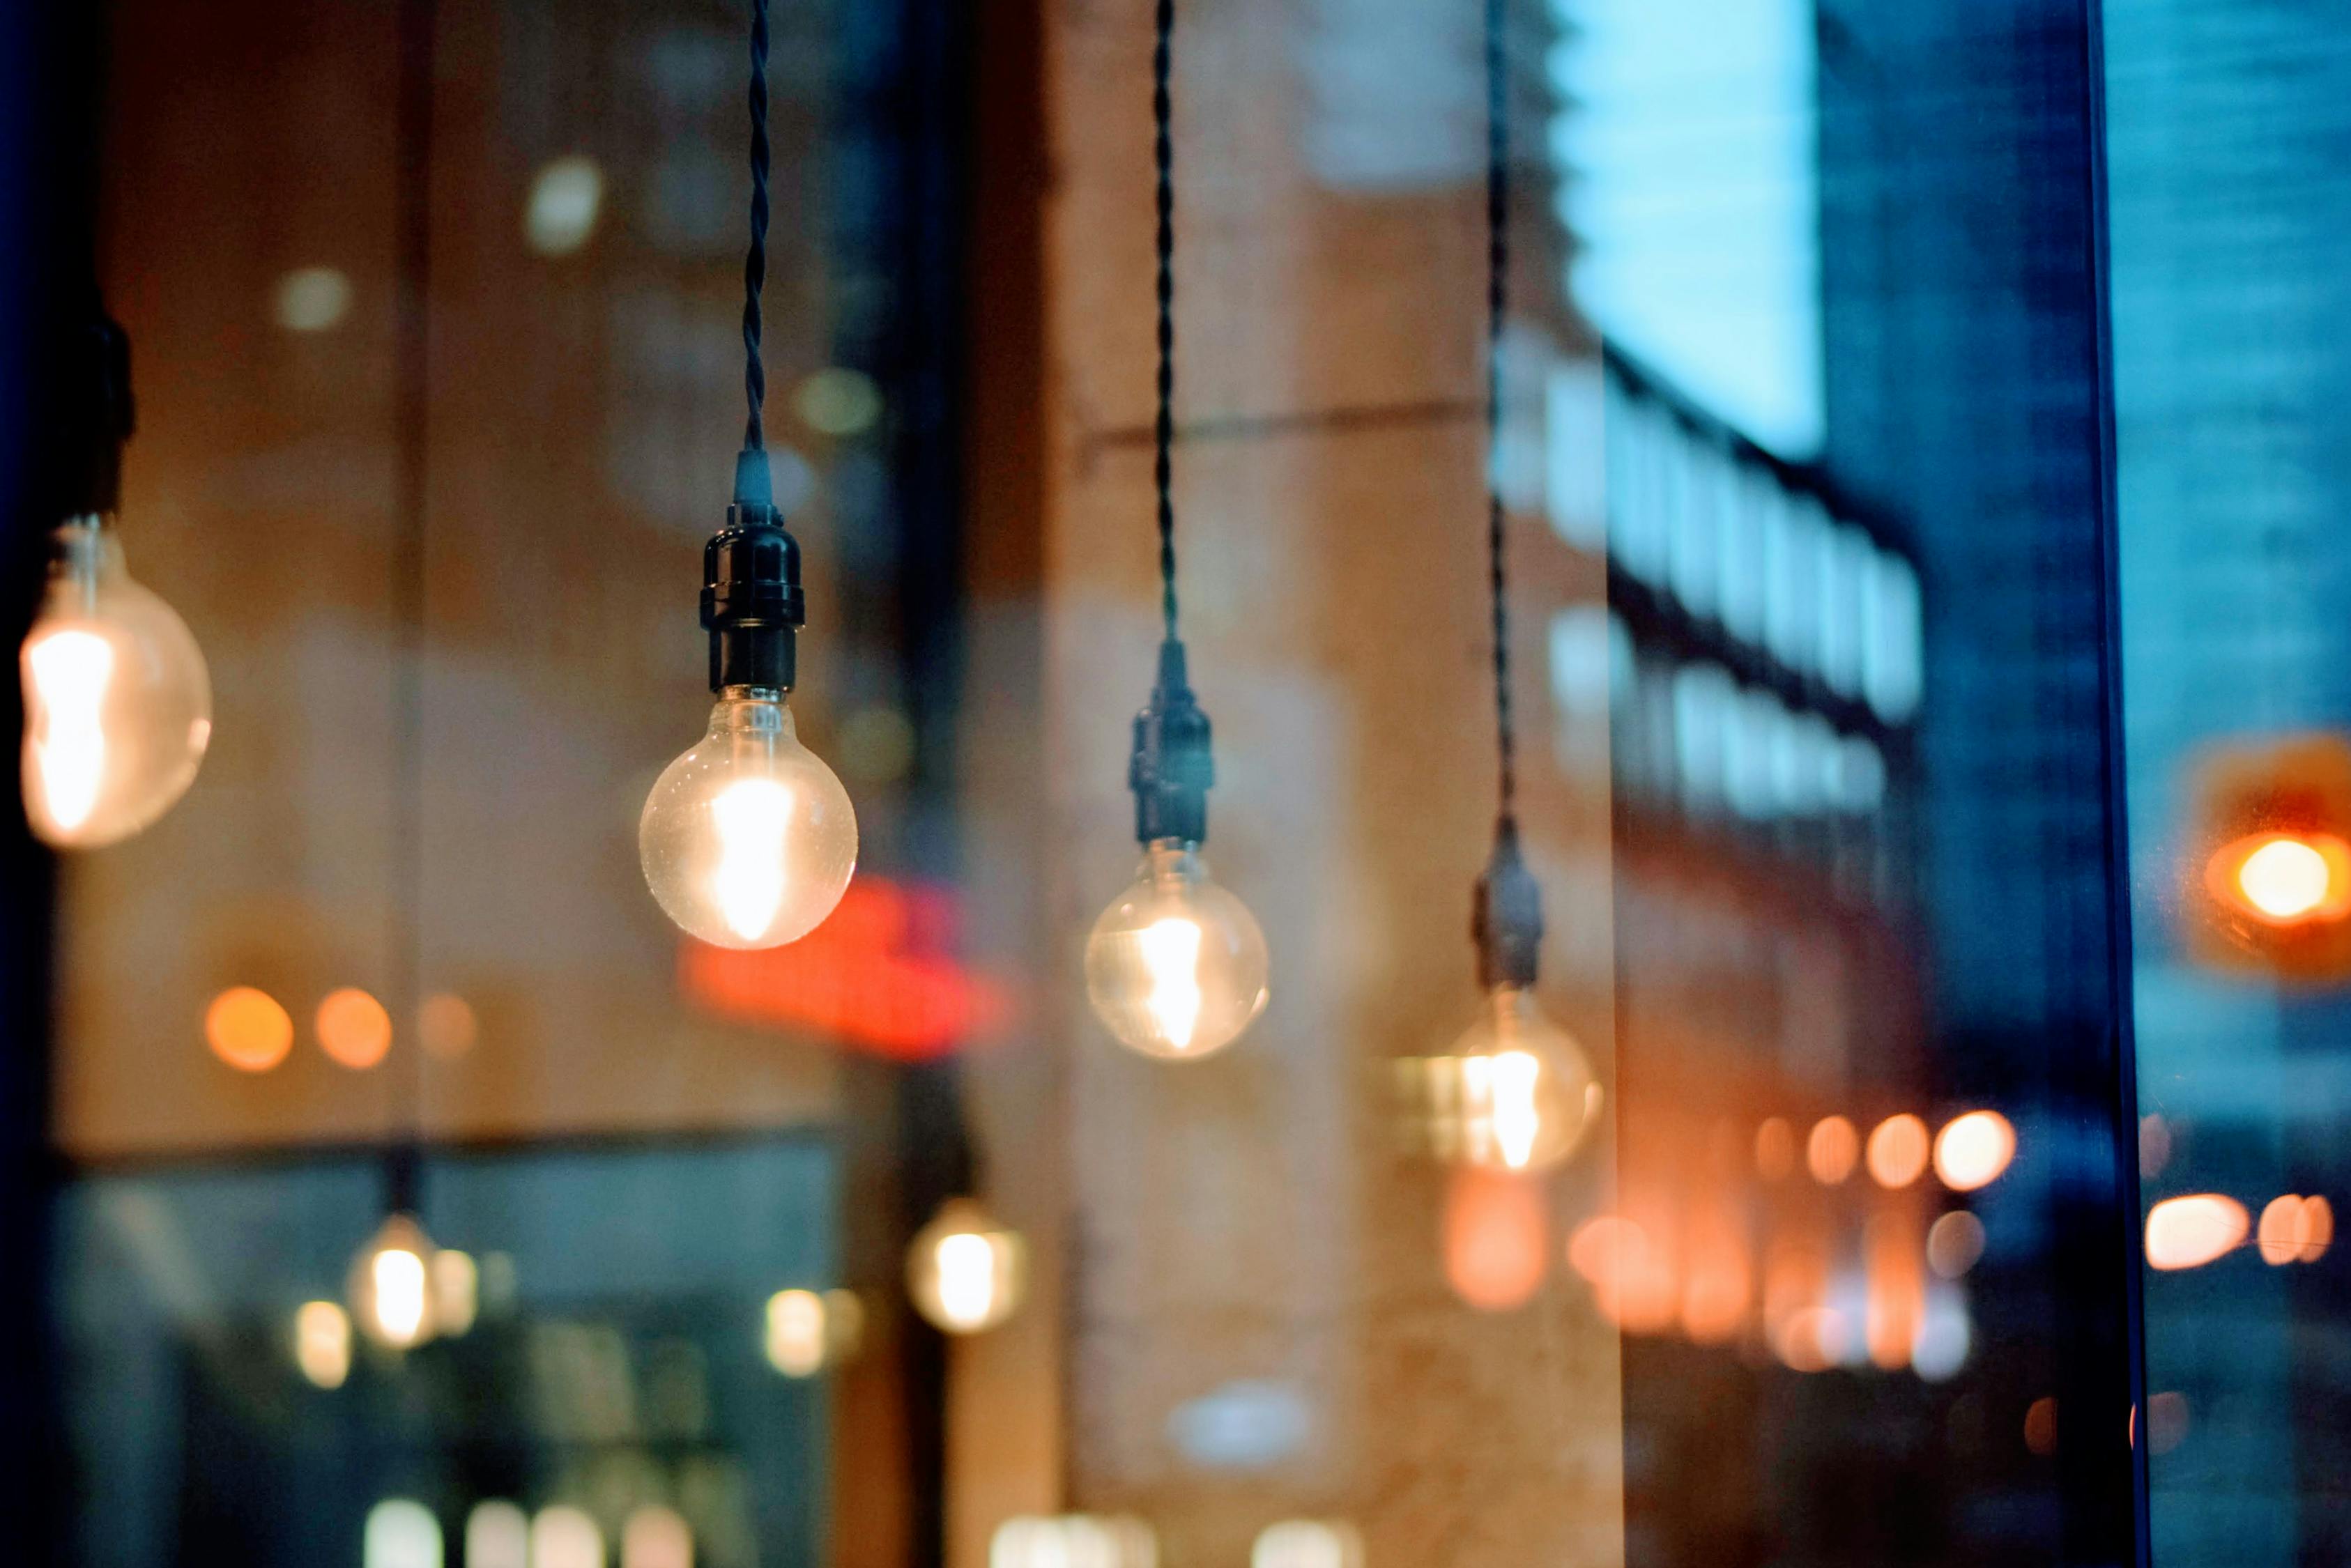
1437;987;1600;1172
906;1197;1027;1335
348;1212;440;1351
20;516;210;847
1085;840;1268;1059
639;689;857;948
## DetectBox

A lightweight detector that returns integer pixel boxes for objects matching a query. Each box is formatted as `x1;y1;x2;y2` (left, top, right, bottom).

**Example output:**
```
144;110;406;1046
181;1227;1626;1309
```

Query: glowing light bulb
906;1197;1026;1335
639;690;857;949
20;518;210;846
1437;987;1601;1172
348;1213;440;1350
1085;840;1268;1059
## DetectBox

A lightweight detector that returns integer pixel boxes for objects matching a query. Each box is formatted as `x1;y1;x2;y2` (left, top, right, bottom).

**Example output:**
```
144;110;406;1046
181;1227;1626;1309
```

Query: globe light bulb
906;1197;1027;1335
1439;987;1600;1172
1085;840;1269;1059
639;689;857;949
347;1212;440;1351
20;516;210;847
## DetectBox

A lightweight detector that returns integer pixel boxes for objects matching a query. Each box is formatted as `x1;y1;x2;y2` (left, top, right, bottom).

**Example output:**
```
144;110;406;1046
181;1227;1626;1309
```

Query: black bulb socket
1128;638;1213;847
703;447;804;693
48;313;133;518
1473;820;1544;992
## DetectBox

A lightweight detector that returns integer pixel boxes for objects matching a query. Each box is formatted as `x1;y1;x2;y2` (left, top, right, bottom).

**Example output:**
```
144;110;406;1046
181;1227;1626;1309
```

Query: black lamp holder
1128;638;1213;847
701;447;804;694
54;314;133;519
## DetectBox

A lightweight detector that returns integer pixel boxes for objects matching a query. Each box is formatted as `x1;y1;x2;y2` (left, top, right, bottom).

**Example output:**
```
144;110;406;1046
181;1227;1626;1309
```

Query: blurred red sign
680;878;1011;1060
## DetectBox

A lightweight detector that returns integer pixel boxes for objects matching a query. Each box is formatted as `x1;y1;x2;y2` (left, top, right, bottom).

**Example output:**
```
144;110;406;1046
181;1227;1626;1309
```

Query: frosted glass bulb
1085;840;1269;1059
348;1212;439;1350
1443;987;1600;1172
20;516;210;847
638;690;857;948
905;1198;1027;1335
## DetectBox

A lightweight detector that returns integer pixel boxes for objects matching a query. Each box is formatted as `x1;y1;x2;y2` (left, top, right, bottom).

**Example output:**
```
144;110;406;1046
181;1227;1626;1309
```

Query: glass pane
2105;10;2351;1567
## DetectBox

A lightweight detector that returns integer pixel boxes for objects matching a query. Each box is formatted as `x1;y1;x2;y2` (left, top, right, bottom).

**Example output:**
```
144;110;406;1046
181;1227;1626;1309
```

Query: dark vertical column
0;2;90;1562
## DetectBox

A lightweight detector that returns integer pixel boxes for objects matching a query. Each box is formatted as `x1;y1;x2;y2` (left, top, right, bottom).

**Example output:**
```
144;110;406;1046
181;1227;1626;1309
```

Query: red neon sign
680;878;1013;1061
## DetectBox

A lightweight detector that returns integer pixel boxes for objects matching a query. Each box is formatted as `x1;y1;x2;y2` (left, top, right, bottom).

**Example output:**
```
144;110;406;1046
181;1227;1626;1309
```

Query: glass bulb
1438;987;1601;1172
20;516;210;847
638;689;857;948
1084;840;1269;1060
347;1212;440;1351
906;1197;1027;1335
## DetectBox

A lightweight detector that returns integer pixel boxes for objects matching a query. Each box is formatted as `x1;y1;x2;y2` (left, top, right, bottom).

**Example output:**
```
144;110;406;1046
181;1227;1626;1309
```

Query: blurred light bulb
348;1212;440;1350
1439;987;1600;1171
1085;840;1268;1059
293;1299;353;1389
906;1197;1026;1335
20;518;210;846
640;691;857;948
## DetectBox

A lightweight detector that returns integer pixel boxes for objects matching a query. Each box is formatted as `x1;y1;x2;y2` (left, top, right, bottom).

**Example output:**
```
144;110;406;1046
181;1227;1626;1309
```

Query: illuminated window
1669;440;1722;620
1547;605;1620;728
1763;494;1826;675
1673;663;1736;814
1719;466;1772;643
1818;524;1872;699
1864;553;1924;722
1545;360;1607;548
1611;401;1671;585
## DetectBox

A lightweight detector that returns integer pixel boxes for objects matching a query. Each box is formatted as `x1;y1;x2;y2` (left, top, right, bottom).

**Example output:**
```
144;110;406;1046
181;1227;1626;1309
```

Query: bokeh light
765;1288;828;1377
1807;1116;1859;1184
990;1516;1158;1568
365;1500;443;1568
1927;1210;1986;1277
2206;830;2351;925
1570;1214;1676;1332
1443;1167;1549;1312
530;1507;603;1568
1754;1116;1796;1180
275;266;352;332
317;987;393;1070
2256;1193;2334;1263
525;155;604;256
2147;1390;2190;1455
2145;1193;2249;1270
293;1300;351;1390
796;367;884;436
206;986;293;1073
1933;1111;2016;1191
621;1505;693;1568
1866;1113;1931;1188
431;1250;478;1337
2024;1396;2058;1456
466;1503;529;1568
419;993;477;1059
1253;1520;1364;1568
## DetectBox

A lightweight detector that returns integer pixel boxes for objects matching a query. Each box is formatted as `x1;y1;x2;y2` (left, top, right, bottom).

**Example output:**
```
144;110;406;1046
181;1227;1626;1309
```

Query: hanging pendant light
1082;0;1268;1061
345;0;454;1357
20;314;212;847
1426;0;1598;1174
905;1196;1027;1336
640;0;855;950
349;1204;441;1351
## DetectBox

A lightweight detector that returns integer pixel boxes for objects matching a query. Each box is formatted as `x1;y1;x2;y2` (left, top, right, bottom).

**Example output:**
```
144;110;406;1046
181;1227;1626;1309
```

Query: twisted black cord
1154;0;1179;641
1484;0;1515;833
742;0;769;452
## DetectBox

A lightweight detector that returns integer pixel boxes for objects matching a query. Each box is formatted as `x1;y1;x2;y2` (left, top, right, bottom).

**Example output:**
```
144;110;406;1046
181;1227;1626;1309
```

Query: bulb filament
1464;1049;1545;1170
1139;916;1204;1052
26;627;114;833
710;778;795;940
